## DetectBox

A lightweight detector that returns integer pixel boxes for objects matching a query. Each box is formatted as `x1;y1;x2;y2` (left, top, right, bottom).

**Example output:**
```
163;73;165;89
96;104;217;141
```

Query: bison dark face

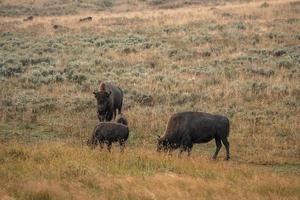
86;136;97;149
93;91;111;120
157;138;169;152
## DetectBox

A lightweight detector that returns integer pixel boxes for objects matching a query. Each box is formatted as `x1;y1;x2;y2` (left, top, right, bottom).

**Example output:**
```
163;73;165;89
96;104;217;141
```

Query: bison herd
88;82;231;160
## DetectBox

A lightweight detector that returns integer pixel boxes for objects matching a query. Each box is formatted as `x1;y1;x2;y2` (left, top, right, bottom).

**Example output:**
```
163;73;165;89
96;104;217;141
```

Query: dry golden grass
0;142;299;200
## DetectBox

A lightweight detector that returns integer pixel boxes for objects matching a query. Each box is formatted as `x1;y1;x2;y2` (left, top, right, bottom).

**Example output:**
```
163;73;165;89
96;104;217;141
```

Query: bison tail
226;119;230;137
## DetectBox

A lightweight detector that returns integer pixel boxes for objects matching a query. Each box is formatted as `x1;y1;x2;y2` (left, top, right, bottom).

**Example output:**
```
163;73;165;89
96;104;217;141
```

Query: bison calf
87;122;129;152
157;112;230;160
115;114;128;126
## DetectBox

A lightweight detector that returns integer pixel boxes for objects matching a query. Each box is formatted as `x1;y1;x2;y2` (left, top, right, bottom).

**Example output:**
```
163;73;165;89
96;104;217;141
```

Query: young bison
157;112;230;160
115;113;128;126
87;122;129;152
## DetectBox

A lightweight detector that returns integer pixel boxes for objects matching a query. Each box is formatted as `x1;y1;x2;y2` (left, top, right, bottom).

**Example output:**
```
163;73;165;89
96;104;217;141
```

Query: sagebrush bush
180;65;217;75
245;66;275;77
232;22;246;30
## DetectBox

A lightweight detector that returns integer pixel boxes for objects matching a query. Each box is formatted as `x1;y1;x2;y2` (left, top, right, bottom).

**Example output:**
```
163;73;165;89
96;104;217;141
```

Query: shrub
24;190;52;200
123;47;137;54
232;22;246;30
249;48;271;57
245;66;275;77
150;0;164;5
64;67;87;85
1;91;58;114
273;49;286;57
207;23;224;31
249;81;269;94
271;84;289;96
180;65;217;75
277;59;292;69
0;62;23;77
170;92;200;106
202;49;212;57
125;90;154;106
66;97;95;112
291;88;300;100
23;65;64;86
260;2;269;8
268;32;283;40
103;0;114;7
203;77;220;86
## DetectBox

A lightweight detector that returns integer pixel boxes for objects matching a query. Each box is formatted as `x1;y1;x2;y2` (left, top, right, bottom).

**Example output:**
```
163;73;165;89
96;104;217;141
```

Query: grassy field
0;0;300;199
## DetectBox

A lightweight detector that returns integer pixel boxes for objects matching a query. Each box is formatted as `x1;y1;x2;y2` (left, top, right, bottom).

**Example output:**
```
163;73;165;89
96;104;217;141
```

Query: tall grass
0;142;299;200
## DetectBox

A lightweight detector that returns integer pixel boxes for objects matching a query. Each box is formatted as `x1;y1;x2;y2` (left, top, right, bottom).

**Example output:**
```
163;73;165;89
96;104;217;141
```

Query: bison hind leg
212;138;222;160
221;137;230;160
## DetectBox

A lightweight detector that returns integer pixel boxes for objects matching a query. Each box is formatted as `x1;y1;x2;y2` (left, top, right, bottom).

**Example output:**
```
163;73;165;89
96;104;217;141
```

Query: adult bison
93;83;123;122
87;122;129;152
157;112;230;160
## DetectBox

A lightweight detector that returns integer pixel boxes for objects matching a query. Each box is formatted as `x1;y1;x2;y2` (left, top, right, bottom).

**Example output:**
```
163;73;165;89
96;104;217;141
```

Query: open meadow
0;0;300;199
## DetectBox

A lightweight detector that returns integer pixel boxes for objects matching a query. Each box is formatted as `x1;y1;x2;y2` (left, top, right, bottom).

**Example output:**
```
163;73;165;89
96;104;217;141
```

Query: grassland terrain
0;0;300;199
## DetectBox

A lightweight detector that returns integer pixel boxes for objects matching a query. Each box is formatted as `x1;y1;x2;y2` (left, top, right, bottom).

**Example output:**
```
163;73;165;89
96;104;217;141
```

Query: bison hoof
225;157;230;161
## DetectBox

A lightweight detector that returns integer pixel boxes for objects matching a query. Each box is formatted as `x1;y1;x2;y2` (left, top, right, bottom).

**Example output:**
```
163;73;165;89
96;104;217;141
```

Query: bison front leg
106;141;112;152
179;145;193;157
113;110;117;120
212;138;222;160
97;111;104;122
99;141;104;150
119;140;126;153
105;111;113;121
187;145;193;157
180;135;192;157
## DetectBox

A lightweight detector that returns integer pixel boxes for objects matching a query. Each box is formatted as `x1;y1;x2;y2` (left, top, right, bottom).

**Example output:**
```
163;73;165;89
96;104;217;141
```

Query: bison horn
99;82;106;91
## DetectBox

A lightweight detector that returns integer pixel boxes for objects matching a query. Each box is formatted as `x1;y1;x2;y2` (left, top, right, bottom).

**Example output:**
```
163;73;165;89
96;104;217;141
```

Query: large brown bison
157;112;230;160
87;122;129;152
93;83;123;122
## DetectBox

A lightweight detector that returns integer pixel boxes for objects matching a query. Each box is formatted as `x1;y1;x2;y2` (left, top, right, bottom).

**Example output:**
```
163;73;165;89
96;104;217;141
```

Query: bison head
157;137;169;152
86;136;97;149
93;90;111;121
